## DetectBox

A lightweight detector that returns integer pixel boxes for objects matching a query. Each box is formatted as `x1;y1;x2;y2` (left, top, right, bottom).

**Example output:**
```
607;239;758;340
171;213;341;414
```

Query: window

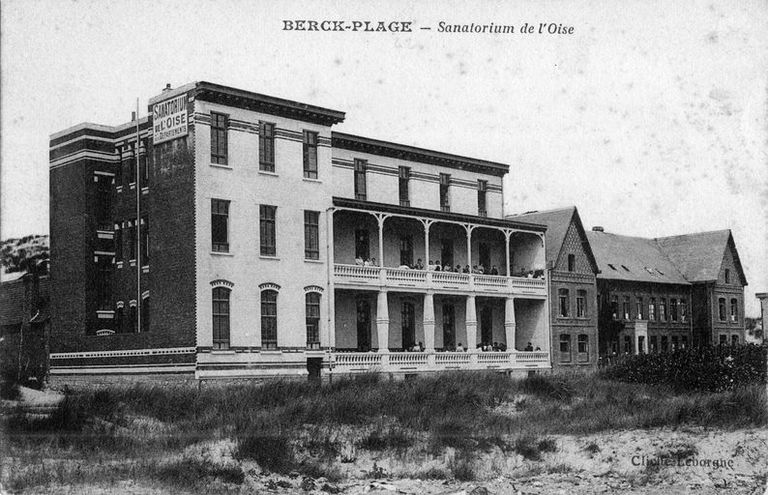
261;289;278;349
142;297;150;332
139;149;148;188
128;219;137;260
718;297;726;321
567;254;575;272
306;292;320;348
399;167;410;206
649;298;656;321
115;306;124;333
680;299;687;322
259;122;275;172
650;335;658;353
660;335;668;352
440;239;453;267
354;159;367;200
623;335;631;354
477;180;487;216
399;235;413;267
559;334;571;362
141;217;149;265
724;269;730;284
731;334;739;345
211;199;230;252
558;289;570;317
659;298;666;321
622;296;630;320
671;335;679;351
260;205;277;256
670;298;678;321
610;295;619;320
210;112;228;165
124;148;136;186
115;224;123;261
97;257;112;311
130;305;137;334
719;334;727;346
439;173;450;212
95;175;112;230
577;334;588;362
304;210;320;260
681;335;688;348
355;229;370;260
635;297;643;320
303;130;318;179
730;298;738;322
115;156;122;186
212;287;230;349
479;243;490;271
576;290;587;317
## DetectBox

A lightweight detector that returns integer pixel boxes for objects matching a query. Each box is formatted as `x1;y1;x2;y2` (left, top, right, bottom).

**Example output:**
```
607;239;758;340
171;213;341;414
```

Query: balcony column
423;291;435;352
504;296;516;351
376;290;390;353
326;208;336;349
420;219;434;266
466;295;478;353
504;229;512;277
464;224;475;269
375;213;388;285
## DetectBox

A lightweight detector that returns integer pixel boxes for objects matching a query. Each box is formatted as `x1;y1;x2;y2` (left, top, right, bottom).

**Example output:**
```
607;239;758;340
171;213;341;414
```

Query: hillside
1;234;49;279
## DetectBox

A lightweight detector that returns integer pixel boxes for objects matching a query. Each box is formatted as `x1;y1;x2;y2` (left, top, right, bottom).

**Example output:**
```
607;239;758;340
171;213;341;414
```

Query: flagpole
136;97;142;333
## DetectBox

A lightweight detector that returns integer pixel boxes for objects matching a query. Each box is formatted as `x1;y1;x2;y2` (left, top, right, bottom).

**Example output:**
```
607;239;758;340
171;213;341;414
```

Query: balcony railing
334;264;546;296
332;350;550;373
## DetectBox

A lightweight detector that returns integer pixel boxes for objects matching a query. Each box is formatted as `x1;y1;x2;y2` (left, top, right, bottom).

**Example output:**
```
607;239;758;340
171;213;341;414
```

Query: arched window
306;292;321;348
212;287;231;349
142;296;150;332
129;305;137;333
718;298;726;321
115;305;124;333
261;289;278;349
730;298;738;323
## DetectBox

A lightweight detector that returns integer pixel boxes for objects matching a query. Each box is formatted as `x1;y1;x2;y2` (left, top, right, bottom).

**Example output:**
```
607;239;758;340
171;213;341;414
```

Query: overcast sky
1;0;766;316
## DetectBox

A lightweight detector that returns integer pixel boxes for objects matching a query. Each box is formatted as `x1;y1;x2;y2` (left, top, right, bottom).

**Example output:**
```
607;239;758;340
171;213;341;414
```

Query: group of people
354;257;379;267
352;256;546;279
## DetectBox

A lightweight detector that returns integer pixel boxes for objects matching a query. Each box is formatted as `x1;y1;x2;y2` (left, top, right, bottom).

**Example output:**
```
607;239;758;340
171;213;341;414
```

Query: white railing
435;352;471;366
432;271;470;287
333;265;546;296
334;264;379;280
331;351;550;373
474;274;508;289
516;351;549;365
477;351;514;366
387;268;428;285
333;352;382;368
389;352;429;367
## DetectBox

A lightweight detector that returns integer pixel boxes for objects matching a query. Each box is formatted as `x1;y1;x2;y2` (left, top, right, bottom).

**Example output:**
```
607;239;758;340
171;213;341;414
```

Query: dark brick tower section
49;97;197;375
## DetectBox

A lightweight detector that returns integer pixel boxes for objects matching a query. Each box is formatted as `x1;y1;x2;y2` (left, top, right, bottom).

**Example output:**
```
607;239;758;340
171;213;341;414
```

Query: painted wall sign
152;94;188;144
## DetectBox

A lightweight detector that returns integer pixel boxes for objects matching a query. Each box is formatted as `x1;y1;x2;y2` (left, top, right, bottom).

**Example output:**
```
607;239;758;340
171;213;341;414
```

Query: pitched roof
655;230;745;284
585;230;689;285
508;206;599;273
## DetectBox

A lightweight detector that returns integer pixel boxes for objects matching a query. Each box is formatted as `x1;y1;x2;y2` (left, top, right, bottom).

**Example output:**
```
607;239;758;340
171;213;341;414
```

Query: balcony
333;264;546;296
331;350;550;373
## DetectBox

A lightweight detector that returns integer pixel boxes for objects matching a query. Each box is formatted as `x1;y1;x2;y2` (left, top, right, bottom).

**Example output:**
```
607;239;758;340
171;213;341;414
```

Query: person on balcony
398;263;411;270
355;257;364;266
456;343;465;352
478;264;486;274
490;265;499;275
443;263;452;272
524;342;534;351
428;260;435;270
462;265;470;273
499;342;507;351
434;261;442;272
415;259;424;270
370;257;378;266
455;264;462;273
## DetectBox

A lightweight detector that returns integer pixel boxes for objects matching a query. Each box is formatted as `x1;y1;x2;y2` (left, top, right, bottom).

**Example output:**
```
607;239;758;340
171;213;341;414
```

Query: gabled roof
655;230;746;285
585;230;689;285
508;206;599;274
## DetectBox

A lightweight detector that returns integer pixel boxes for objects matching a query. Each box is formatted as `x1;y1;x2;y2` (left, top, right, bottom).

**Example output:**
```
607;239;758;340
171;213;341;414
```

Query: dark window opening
399;167;410;206
354;159;367;200
259;121;275;171
479;243;490;271
401;301;415;350
304;210;320;260
399;235;413;267
559;334;572;362
440;239;453;267
477;180;487;216
355;229;370;261
442;304;455;349
211;199;229;252
303;130;318;179
439;173;450;212
356;299;371;351
558;288;570;317
567;253;575;272
212;287;230;349
261;289;278;349
211;112;228;165
260;205;277;256
576;290;587;317
306;292;320;348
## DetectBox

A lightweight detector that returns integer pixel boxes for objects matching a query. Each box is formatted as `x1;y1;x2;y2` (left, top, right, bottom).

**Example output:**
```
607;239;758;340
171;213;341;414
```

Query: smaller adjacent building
508;207;600;369
587;228;747;358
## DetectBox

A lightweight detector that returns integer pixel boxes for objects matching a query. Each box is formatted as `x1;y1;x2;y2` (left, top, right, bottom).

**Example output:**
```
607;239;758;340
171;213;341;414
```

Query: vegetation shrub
521;373;574;401
360;426;412;451
155;458;244;486
235;431;294;474
601;344;767;392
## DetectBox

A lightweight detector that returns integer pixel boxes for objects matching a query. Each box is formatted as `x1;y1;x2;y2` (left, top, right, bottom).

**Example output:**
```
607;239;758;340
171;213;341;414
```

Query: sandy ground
6;426;766;494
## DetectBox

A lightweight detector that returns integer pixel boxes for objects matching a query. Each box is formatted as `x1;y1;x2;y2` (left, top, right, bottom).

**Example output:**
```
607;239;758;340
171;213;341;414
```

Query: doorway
356;299;371;351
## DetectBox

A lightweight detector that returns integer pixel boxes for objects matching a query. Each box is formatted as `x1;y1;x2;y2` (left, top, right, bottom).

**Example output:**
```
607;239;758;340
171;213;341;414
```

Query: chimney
162;83;172;92
131;111;136;121
592;226;604;232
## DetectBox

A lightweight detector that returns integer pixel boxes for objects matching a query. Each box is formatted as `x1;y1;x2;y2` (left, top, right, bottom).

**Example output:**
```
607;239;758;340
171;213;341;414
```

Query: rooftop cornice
332;132;510;177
